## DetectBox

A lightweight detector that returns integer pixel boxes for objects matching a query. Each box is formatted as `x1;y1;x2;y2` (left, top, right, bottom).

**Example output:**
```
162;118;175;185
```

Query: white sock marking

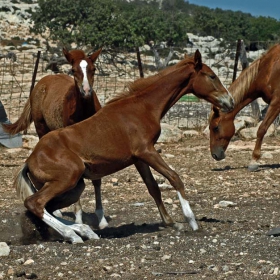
177;192;198;230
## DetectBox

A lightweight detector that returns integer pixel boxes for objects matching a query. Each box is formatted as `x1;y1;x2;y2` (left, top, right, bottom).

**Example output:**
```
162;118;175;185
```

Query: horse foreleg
92;179;109;229
136;147;198;231
249;102;280;171
134;161;175;227
42;209;84;243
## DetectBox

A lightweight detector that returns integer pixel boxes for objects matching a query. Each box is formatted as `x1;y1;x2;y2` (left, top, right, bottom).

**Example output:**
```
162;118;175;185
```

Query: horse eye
209;74;216;80
213;126;219;132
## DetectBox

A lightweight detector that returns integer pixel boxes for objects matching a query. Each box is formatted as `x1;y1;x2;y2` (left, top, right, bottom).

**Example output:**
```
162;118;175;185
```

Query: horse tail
2;98;32;135
14;163;35;202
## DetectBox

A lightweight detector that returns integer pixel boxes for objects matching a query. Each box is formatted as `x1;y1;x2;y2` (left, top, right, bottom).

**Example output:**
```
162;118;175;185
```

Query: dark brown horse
2;48;108;228
14;50;234;243
209;44;280;171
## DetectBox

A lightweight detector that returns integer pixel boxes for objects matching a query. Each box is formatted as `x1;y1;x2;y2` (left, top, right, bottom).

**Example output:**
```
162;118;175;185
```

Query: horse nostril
212;154;218;160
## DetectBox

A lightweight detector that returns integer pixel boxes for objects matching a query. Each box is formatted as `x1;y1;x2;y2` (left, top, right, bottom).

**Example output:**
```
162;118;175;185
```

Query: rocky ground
0;135;280;279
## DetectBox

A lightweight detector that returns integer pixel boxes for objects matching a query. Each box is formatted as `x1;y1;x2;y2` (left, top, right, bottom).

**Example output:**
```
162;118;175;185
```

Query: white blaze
79;60;90;94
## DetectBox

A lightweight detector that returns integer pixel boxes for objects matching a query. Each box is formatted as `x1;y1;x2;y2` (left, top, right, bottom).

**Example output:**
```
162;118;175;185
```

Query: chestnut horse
2;48;108;228
209;44;280;171
14;50;234;243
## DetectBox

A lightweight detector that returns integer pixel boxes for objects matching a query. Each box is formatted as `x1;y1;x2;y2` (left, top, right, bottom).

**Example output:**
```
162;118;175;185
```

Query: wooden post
232;39;242;83
29;51;41;95
136;47;144;78
25;50;41;134
234;40;260;122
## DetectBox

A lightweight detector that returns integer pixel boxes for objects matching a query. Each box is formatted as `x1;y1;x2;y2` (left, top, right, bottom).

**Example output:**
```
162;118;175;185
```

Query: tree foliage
29;0;280;50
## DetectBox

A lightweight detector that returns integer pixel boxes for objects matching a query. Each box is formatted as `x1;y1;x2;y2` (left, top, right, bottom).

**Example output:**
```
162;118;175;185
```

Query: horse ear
194;49;202;71
63;47;72;63
89;48;102;63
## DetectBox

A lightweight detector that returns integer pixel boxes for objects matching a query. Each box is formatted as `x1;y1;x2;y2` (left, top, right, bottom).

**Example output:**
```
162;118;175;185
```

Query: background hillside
1;0;280;51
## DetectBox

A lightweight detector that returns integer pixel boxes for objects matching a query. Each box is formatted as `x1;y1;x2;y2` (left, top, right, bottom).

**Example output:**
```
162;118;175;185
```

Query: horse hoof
98;217;109;229
173;222;184;231
71;236;84;244
189;219;199;231
248;164;259;172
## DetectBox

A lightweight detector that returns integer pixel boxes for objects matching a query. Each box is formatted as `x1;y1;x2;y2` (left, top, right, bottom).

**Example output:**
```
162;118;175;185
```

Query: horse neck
73;80;101;117
139;68;192;120
80;92;101;117
228;60;260;117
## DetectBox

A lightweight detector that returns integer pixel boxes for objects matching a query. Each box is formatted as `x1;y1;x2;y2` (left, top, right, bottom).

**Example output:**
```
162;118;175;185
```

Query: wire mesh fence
0;40;276;133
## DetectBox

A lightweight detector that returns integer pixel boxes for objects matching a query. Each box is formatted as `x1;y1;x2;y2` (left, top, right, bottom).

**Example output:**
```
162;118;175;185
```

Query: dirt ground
0;134;280;280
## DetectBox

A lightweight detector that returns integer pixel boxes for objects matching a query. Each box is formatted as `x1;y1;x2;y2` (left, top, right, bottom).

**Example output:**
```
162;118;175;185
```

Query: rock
23;259;34;265
234;118;246;133
0;242;10;256
157;123;183;143
22;135;39;149
266;227;280;236
161;254;171;261
239;122;275;140
183;130;199;138
218;200;237;207
158;183;172;189
262;152;273;159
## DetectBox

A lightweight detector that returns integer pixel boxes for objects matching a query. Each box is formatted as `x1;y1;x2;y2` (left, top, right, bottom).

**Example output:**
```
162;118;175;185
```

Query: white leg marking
177;192;198;231
75;209;83;224
95;209;109;229
42;209;84;243
53;210;63;218
74;200;83;224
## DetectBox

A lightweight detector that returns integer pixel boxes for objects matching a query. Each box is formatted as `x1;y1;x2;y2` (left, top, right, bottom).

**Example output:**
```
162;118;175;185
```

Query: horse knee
24;196;44;219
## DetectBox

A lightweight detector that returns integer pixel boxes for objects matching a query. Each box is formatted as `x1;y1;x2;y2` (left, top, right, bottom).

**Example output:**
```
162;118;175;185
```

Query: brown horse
209;44;280;171
2;48;108;228
13;50;234;243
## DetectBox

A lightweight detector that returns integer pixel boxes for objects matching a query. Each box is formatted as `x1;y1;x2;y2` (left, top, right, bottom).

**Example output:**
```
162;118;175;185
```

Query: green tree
30;0;190;49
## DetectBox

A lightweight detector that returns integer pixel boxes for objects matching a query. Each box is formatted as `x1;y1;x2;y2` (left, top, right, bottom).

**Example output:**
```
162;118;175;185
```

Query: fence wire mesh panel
0;41;277;132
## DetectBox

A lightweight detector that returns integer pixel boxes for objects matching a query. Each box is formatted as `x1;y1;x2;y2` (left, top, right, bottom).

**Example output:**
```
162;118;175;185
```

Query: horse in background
13;50;234;243
2;48;108;228
209;44;280;171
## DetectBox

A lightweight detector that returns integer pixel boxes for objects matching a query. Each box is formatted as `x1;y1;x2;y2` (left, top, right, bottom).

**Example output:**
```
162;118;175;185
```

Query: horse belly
83;158;135;180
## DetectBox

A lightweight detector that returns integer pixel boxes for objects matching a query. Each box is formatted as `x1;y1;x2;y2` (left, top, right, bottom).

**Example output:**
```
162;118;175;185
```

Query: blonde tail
2;98;32;135
14;163;35;202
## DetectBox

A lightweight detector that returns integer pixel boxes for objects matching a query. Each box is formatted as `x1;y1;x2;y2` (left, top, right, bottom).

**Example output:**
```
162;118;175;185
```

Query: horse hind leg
14;165;85;243
72;179;109;229
248;102;280;172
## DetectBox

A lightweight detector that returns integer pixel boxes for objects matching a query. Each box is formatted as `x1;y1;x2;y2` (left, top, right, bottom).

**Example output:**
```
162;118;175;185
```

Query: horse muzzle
219;93;235;113
211;148;226;161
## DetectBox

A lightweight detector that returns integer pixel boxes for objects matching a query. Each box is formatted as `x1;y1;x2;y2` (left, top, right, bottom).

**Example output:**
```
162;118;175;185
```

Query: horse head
209;106;235;160
63;48;102;96
190;50;234;113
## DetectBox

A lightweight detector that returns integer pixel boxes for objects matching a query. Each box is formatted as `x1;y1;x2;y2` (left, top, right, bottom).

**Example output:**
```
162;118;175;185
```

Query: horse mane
229;58;260;105
106;55;195;105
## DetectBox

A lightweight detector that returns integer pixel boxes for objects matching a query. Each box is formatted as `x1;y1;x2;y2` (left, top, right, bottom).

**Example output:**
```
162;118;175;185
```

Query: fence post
232;39;242;83
24;50;41;134
136;47;144;78
233;40;260;122
29;51;41;95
